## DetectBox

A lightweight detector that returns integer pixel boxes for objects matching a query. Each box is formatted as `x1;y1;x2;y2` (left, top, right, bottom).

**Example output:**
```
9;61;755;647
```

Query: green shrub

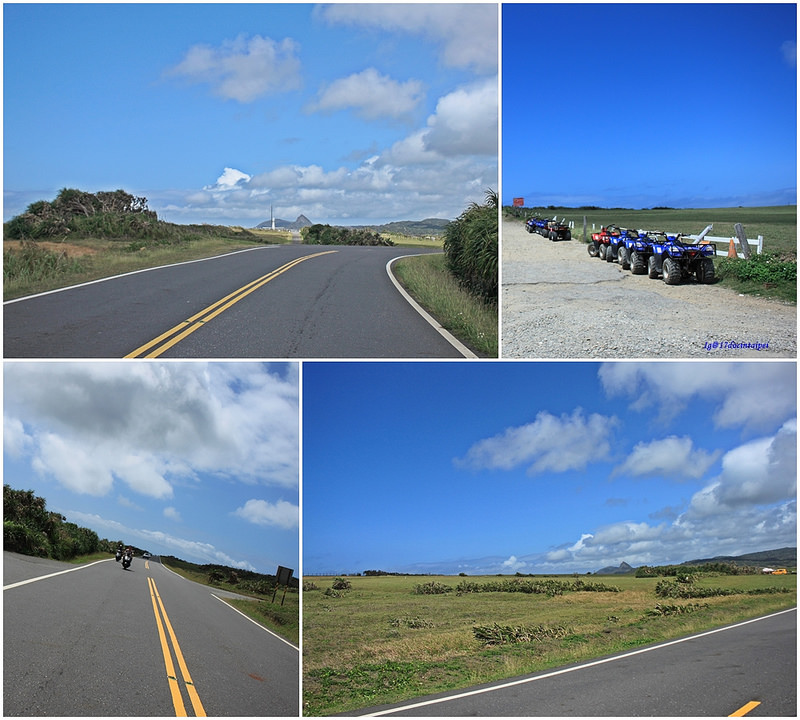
413;581;453;595
443;189;498;305
716;252;796;284
4;520;52;557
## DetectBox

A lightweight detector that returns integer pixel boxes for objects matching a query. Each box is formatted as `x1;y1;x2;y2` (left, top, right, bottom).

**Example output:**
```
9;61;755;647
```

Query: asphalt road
3;245;466;358
351;608;797;717
3;551;299;716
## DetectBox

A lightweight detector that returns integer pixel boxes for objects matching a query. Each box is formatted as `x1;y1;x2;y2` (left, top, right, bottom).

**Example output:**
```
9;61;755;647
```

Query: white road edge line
386;254;479;359
3;246;274;305
3;558;114;590
210;593;299;650
360;607;797;716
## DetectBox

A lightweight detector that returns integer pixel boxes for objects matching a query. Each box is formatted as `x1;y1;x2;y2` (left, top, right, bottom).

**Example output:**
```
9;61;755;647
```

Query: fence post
734;223;751;259
757;235;763;254
583;216;587;242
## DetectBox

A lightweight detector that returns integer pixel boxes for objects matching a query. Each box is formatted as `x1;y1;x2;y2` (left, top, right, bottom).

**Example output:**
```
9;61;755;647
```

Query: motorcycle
122;551;132;570
115;548;122;562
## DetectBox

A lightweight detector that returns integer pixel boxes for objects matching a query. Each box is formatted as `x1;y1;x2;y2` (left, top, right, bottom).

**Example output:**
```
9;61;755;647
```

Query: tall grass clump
4;240;85;284
443;189;498;305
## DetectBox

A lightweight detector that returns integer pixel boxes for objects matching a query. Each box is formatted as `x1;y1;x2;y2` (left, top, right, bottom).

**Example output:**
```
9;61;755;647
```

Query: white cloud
424;77;498;156
316;4;497;74
206;167;252;191
166;34;302;102
3;414;31;458
163;506;181;521
233;498;299;530
456;409;618;474
614;436;721;480
534;419;798;573
599;362;796;430
781;40;796;68
687;418;797;514
4;362;299;498
310;68;424;120
501;555;528;572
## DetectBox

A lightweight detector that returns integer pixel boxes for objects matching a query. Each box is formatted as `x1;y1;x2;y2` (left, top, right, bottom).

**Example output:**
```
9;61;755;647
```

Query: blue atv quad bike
618;232;668;275
649;236;717;285
605;228;640;266
525;217;548;235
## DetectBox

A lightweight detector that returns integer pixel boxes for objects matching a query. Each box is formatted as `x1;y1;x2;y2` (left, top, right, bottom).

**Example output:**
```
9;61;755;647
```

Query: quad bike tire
696;257;715;284
662;256;682;285
588;242;599;257
599;244;607;260
630;251;647;275
618;246;630;270
647;255;660;279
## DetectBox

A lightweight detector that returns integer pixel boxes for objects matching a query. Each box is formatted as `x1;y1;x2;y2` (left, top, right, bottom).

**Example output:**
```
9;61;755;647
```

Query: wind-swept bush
473;623;569;645
443;189;498;305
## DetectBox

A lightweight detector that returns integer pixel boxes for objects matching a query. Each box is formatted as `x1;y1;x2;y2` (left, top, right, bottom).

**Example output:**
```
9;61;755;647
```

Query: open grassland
302;573;796;715
392;253;498;357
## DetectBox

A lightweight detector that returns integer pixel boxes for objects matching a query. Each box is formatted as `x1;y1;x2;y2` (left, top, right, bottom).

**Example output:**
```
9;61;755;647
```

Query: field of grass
391;253;498;357
302;572;796;715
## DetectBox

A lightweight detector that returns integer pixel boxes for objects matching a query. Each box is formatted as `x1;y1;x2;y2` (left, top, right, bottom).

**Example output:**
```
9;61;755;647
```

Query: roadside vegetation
3;187;289;300
302;571;796;715
161;555;299;645
392;190;499;357
504;204;796;302
3;483;134;560
301;224;394;246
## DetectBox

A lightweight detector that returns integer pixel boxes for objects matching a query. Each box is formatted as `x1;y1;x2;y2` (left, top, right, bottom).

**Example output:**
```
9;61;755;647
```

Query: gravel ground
501;219;796;358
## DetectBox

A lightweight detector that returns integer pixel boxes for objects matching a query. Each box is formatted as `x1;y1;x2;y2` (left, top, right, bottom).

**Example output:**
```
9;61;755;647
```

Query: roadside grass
66;551;116;564
391;253;498;357
302;573;796;716
380;233;443;249
506;206;797;303
161;559;299;645
223;596;300;647
3;231;288;301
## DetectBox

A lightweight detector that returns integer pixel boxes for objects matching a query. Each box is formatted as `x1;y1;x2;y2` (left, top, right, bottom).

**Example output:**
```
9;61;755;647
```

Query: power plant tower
270;205;276;231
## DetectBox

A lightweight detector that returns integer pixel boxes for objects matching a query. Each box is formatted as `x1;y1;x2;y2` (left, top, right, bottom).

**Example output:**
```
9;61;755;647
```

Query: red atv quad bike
587;225;622;259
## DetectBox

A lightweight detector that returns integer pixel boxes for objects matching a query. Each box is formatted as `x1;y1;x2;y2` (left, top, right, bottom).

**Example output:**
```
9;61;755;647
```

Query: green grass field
302;572;796;715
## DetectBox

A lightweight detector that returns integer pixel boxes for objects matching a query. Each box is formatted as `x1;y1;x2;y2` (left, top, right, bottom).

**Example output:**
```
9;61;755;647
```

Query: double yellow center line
148;577;206;717
125;250;337;358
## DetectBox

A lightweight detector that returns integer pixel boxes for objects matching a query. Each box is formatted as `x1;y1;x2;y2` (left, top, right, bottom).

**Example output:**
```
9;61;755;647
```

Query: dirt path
501;219;796;358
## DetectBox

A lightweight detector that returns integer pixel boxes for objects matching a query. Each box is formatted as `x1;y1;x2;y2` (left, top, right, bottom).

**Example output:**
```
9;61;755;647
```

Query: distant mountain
255;214;312;230
594;561;636;575
363;218;451;237
682;547;796;568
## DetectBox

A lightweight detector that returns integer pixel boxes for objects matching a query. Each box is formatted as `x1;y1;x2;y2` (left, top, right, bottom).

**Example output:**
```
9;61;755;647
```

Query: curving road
351;608;796;717
3;551;298;717
3;245;466;358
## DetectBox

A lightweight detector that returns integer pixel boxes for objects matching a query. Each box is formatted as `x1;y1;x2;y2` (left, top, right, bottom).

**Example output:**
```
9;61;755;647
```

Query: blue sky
303;362;796;575
3;362;299;574
503;3;797;209
3;3;497;227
